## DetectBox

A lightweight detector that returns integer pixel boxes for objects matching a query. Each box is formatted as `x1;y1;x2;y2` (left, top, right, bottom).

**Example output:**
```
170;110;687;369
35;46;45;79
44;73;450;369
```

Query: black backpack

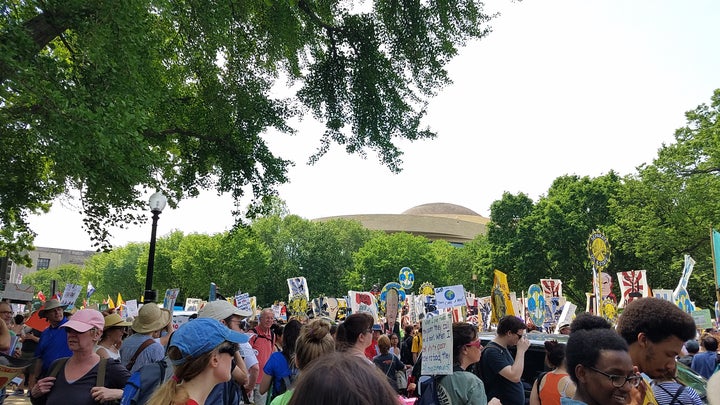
400;335;415;365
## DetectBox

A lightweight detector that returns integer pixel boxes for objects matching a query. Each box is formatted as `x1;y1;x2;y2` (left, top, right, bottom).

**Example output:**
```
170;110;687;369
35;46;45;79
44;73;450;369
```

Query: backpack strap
536;371;548;402
127;338;155;371
670;385;685;405
96;358;108;387
49;358;69;378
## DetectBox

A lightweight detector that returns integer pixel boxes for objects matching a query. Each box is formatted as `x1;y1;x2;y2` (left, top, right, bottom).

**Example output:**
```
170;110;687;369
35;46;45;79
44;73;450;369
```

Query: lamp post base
143;289;158;304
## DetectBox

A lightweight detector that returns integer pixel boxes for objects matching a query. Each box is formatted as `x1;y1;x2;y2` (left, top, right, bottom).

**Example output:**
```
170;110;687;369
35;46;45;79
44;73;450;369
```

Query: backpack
400;335;414;365
120;358;172;405
416;375;444;405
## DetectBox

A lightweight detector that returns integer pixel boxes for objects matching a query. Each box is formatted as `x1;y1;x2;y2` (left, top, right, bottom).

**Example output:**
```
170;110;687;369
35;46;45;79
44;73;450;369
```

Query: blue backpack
416;375;444;405
120;358;172;405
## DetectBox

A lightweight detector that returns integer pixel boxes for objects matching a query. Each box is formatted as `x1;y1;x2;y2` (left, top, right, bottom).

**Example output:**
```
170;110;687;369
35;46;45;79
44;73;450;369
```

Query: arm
232;351;248;386
90;387;124;402
246;364;259;395
529;379;540;405
497;338;529;383
0;319;11;351
259;372;272;395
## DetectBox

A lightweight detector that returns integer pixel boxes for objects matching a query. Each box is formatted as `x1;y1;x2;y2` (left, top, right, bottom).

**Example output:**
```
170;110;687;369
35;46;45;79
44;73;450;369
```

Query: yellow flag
491;269;515;324
107;295;116;309
117;293;124;306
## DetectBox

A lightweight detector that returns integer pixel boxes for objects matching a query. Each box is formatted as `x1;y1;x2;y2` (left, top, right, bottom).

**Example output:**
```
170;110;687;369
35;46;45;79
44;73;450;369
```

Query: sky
28;0;720;251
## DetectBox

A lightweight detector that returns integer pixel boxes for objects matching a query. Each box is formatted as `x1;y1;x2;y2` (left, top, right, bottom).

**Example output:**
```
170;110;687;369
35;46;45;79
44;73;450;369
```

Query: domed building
314;202;489;246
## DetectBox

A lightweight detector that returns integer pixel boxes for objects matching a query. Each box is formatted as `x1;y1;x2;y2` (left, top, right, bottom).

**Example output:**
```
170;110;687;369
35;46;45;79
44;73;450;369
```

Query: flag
37;291;46;302
53;292;61;301
491;270;515;324
117;293;125;317
712;230;720;304
107;295;115;309
86;282;96;300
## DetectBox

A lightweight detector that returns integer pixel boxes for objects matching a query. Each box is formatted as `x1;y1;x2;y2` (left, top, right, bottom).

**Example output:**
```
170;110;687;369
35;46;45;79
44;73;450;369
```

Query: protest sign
60;283;82;308
421;311;453;375
435;285;466;309
164;288;180;310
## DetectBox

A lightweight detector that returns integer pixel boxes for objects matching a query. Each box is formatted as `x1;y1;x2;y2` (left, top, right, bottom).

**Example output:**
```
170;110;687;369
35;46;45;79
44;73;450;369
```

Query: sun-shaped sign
419;282;435;296
398;267;415;289
587;230;611;268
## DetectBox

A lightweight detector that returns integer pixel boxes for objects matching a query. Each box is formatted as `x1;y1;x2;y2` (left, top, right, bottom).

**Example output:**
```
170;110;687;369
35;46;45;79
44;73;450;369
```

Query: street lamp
144;191;167;303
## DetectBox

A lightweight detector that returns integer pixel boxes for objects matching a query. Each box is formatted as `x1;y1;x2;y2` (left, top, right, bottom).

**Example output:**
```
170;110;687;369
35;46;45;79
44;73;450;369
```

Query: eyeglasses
465;339;482;348
515;332;526;339
587;366;642;388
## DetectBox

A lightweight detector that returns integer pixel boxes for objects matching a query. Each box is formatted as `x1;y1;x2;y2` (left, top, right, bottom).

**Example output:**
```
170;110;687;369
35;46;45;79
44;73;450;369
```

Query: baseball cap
372;324;383;331
60;309;105;332
170;318;249;365
198;300;252;320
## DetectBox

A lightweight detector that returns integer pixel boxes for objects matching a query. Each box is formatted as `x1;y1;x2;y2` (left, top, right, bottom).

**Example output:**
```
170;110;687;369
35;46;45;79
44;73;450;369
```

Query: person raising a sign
437;322;500;405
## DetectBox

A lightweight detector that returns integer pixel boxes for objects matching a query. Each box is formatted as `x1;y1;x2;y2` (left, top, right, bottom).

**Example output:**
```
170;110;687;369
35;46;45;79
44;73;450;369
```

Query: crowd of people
0;296;717;404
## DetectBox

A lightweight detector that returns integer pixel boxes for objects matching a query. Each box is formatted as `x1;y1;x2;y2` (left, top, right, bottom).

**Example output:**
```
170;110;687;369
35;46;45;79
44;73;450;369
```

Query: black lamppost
144;191;167;303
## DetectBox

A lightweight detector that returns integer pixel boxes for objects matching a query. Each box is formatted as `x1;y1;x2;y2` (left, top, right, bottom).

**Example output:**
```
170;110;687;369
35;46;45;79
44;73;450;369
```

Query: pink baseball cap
60;309;105;332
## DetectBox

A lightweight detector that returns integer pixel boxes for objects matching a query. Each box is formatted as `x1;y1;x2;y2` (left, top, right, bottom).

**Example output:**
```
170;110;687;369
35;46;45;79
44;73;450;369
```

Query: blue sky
30;0;720;250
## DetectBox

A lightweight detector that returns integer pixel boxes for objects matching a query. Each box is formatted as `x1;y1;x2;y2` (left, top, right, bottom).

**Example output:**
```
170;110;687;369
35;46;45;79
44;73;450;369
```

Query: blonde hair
146;346;215;405
295;319;335;370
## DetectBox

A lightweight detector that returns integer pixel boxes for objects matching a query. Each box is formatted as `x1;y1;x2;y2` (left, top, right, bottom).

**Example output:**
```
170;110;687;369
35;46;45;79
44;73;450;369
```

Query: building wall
8;247;95;284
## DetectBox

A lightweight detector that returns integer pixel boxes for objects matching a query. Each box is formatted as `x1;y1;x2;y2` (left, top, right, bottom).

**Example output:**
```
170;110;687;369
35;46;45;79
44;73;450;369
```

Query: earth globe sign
444;289;455;300
399;267;414;289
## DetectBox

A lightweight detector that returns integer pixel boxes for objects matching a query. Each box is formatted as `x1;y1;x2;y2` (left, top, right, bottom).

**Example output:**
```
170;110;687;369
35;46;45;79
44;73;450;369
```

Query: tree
609;90;720;307
0;1;495;251
22;263;83;298
84;242;145;301
348;232;446;292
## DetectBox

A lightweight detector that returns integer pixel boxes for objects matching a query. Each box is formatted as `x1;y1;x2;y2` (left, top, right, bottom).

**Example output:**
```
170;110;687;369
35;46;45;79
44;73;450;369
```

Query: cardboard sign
435;285;466;309
421;311;453;375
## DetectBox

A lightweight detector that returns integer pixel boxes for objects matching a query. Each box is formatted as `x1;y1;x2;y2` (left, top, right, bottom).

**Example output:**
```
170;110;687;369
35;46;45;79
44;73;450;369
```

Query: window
37;258;50;270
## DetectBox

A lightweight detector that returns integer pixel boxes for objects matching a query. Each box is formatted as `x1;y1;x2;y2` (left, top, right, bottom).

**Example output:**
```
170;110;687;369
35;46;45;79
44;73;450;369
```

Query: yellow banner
491;269;515;324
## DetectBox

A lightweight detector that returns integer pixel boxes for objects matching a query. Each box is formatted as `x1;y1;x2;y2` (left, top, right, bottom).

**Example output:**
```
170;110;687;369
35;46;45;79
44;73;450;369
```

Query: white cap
198;300;251;320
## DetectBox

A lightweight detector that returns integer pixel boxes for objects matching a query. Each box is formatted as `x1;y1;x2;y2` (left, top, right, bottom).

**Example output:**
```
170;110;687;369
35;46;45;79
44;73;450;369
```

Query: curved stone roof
402;202;480;216
314;202;489;244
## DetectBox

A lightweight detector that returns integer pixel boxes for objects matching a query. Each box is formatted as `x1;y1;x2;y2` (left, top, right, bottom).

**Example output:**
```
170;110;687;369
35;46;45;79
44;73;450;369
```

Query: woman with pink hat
30;309;131;405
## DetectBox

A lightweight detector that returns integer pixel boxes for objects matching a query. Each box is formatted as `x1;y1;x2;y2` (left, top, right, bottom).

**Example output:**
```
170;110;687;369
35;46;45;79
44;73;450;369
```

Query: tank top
539;371;570;404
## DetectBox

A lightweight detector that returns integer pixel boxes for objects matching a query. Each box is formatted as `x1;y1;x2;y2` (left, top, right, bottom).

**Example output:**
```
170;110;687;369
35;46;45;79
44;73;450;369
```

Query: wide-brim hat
38;299;68;318
132;303;171;334
104;313;132;330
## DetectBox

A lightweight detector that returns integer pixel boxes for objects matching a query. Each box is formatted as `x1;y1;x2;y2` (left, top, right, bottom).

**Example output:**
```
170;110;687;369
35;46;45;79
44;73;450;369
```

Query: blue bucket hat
170;318;249;364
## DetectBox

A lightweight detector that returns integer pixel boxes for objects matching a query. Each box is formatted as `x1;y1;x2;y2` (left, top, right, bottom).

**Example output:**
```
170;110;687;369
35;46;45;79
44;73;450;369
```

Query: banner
434;285;466;309
712;230;720;304
491;270;515;323
348;291;378;321
673;255;695;299
617;270;649;308
540;279;563;299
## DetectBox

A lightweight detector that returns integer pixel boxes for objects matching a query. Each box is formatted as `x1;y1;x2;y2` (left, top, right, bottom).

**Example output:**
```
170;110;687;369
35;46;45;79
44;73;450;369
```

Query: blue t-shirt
263;352;296;395
690;351;717;379
35;318;73;374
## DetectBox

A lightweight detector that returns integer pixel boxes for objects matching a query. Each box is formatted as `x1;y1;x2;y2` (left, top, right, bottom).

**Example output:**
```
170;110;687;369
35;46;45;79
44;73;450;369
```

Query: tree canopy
0;0;494;254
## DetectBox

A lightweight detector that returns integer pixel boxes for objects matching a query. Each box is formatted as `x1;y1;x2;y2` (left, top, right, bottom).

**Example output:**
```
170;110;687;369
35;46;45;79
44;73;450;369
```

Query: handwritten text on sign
421;311;453;375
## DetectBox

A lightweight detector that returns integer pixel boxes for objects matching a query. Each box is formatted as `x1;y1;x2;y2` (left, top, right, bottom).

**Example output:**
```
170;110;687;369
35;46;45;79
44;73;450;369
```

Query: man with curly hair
616;298;696;405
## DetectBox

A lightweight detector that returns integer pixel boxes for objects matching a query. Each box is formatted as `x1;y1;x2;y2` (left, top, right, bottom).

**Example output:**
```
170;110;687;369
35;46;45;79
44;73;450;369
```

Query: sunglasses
465;339;482;348
218;343;238;356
